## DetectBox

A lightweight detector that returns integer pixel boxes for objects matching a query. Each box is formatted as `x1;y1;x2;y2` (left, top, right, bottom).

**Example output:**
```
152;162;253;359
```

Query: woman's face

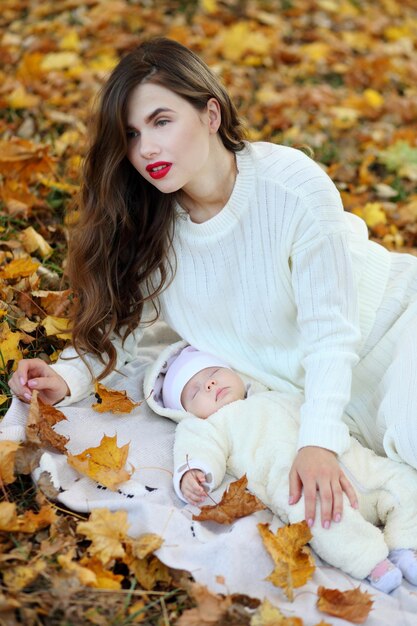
126;82;218;194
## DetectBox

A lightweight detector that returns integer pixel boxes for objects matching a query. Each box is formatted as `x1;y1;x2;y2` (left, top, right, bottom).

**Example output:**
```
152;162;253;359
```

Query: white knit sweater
51;142;401;455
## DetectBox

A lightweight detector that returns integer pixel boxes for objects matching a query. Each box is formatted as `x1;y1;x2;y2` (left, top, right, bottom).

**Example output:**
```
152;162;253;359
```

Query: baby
147;343;417;594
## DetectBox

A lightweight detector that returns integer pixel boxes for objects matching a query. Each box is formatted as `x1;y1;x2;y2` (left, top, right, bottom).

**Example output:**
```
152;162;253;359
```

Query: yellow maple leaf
258;521;315;601
42;315;72;340
92;382;140;414
0;321;24;372
250;599;303;625
20;226;53;259
316;586;373;624
67;434;133;490
76;508;129;565
0;440;20;485
220;22;273;63
3;560;46;592
0;257;40;280
124;551;171;591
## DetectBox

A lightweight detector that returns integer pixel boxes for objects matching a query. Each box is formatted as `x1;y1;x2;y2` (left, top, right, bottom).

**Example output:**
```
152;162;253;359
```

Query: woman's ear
206;98;221;133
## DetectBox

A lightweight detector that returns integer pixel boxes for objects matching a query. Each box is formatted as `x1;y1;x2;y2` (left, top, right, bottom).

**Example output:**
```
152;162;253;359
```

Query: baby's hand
180;469;207;505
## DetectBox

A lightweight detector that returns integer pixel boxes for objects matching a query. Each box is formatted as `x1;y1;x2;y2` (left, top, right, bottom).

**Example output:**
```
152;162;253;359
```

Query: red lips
146;161;172;180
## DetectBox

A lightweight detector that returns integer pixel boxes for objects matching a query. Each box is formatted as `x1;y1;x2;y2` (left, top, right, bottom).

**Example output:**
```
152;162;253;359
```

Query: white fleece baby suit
48;142;417;469
145;341;417;581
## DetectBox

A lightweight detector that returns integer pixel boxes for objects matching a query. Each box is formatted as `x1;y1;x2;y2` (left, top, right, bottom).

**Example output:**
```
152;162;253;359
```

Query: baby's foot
366;559;402;593
389;549;417;586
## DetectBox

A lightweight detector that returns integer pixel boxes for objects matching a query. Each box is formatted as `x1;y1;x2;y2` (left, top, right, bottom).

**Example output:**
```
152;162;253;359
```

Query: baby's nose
206;378;216;390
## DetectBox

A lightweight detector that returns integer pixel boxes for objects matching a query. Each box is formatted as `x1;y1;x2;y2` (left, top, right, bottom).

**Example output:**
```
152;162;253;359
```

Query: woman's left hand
288;446;358;529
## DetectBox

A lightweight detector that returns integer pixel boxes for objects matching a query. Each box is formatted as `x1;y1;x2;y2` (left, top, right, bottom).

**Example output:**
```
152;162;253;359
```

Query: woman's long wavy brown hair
66;37;246;378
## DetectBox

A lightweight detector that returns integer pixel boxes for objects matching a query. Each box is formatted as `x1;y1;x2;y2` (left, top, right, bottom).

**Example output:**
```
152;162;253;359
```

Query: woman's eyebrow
144;107;174;123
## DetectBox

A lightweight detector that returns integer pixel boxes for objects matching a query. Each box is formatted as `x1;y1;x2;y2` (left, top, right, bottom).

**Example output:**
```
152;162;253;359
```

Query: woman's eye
126;129;139;139
156;119;169;127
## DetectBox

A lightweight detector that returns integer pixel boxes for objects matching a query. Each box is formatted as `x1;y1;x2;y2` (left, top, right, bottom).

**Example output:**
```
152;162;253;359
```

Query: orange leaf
92;382;140;414
258;521;315;601
0;501;56;533
193;475;266;524
0;257;40;280
316;586;373;624
0;440;20;485
67;434;132;490
26;390;69;453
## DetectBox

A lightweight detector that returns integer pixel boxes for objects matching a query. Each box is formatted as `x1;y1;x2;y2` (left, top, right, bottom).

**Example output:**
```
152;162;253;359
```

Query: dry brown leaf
0;501;56;533
67;433;132;490
92;382;140;414
42;315;72;340
250;598;303;625
26;390;69;453
14;441;43;474
258;521;315;601
76;508;129;565
316;586;373;624
177;583;232;626
0;440;20;485
193;475;266;524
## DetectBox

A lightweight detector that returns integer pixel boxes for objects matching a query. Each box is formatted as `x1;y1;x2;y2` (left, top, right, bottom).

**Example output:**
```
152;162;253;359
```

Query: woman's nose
139;136;159;160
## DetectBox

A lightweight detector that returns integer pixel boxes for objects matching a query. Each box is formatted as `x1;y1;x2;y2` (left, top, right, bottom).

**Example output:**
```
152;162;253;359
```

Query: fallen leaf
92;382;140;414
193;475;266;524
0;501;56;533
250;599;304;625
177;583;232;626
67;434;132;490
0;257;40;280
0;440;20;485
3;559;46;592
0;321;25;371
57;548;98;586
20;226;53;259
258;521;315;601
316;586;373;624
79;556;124;589
124;552;171;591
128;533;164;560
14;442;43;474
37;471;60;500
26;390;69;453
42;315;72;340
76;508;129;565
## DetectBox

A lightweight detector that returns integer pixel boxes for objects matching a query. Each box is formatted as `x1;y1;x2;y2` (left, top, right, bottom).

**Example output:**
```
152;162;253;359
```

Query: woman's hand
289;446;358;529
9;358;70;405
180;469;207;505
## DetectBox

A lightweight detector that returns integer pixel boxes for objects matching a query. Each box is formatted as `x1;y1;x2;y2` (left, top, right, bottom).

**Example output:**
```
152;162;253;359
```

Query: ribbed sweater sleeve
291;231;360;454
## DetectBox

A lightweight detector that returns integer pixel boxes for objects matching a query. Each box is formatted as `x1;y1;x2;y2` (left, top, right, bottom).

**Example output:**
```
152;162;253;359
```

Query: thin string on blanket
136;466;173;477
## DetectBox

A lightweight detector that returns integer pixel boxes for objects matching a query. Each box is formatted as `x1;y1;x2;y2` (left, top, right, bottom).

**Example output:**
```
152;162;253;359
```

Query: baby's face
181;367;246;419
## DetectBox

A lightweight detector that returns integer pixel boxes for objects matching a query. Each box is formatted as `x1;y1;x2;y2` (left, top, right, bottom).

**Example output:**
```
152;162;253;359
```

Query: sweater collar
174;143;254;239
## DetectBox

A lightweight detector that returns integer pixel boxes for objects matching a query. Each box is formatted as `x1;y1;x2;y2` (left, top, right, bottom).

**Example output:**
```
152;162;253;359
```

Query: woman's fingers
340;473;358;509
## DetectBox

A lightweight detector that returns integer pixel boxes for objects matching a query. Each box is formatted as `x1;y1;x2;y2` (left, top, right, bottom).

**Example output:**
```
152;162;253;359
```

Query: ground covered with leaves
1;0;417;624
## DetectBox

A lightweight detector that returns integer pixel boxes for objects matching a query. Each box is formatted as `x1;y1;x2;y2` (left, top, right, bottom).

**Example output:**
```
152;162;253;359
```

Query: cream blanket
1;322;417;625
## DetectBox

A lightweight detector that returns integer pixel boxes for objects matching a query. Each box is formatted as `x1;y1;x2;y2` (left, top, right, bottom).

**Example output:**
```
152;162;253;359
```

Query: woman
9;37;417;532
